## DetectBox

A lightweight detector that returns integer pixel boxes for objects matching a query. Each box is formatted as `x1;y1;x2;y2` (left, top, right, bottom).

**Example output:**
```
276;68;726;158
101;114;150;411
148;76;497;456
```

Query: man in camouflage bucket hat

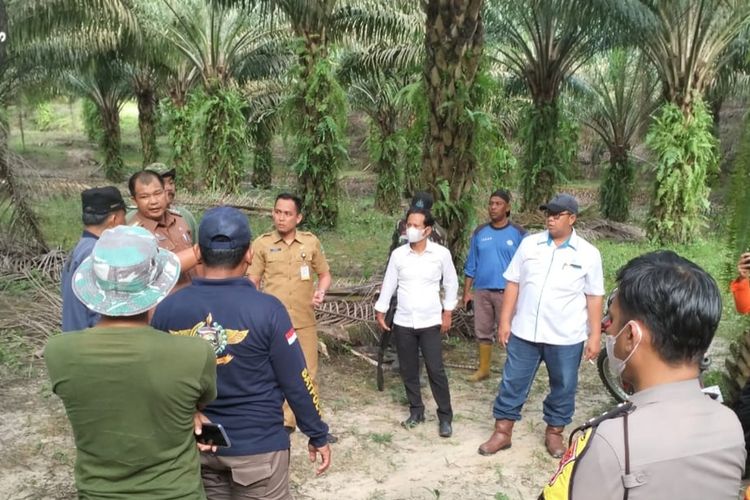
45;225;217;499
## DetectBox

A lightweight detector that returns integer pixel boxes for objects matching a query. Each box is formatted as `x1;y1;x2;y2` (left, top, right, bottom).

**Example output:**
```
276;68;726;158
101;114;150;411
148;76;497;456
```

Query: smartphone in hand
195;422;231;448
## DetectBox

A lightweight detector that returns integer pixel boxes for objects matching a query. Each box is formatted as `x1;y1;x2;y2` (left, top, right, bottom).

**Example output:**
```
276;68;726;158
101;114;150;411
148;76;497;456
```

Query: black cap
491;189;511;203
199;206;252;250
540;193;579;215
411;191;433;210
81;186;126;215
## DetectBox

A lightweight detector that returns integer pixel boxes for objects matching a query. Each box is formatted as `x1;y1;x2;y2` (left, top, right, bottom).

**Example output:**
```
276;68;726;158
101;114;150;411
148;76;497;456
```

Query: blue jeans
492;334;584;427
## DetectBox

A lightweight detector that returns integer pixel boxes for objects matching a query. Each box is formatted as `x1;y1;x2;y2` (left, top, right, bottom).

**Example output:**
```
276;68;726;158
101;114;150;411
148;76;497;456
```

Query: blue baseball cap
540;193;579;215
199;206;252;249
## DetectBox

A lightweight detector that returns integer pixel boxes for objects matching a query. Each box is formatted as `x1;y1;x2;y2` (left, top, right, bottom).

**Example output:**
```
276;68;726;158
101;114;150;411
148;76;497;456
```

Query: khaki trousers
283;325;319;428
200;449;291;500
473;289;505;343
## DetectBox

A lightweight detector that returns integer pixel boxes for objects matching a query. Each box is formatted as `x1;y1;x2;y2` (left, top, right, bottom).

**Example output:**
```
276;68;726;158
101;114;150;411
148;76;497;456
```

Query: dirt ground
0;340;617;500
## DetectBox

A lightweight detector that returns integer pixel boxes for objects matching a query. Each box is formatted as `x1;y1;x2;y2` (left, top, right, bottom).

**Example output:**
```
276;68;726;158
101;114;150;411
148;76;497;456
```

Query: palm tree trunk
99;103;125;181
292;22;344;228
422;0;484;262
136;82;158;166
600;145;633;221
251;126;273;189
374;115;401;214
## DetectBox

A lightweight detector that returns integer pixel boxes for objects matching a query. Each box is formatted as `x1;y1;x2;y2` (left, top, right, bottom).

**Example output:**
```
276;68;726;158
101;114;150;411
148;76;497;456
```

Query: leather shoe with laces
400;413;425;429
438;421;452;438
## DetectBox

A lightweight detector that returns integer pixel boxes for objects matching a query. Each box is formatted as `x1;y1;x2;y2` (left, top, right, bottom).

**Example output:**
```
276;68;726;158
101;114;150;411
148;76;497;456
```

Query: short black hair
128;170;164;197
200;239;250;269
275;193;302;214
405;207;435;227
615;250;721;365
82;210;118;227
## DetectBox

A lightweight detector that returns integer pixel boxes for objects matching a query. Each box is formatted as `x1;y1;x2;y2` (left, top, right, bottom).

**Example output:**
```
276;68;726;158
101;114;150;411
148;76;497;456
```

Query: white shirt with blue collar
375;239;459;329
503;229;604;345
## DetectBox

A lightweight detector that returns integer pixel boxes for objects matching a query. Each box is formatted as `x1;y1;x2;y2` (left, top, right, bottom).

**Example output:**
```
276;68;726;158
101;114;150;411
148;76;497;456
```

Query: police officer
541;251;745;499
127;169;195;287
248;193;333;439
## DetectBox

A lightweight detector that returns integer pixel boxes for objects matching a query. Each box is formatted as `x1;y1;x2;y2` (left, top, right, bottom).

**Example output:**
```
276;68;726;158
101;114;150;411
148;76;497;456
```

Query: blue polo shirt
151;277;328;456
464;222;526;290
61;231;100;332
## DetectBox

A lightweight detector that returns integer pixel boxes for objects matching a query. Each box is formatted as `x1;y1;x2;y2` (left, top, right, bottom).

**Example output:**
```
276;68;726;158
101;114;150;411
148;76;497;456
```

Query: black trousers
393;324;453;423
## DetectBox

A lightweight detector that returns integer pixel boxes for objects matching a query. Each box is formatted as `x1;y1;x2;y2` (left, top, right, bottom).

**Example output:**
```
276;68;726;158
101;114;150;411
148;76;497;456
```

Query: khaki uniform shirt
131;210;194;286
249;230;330;329
569;379;745;499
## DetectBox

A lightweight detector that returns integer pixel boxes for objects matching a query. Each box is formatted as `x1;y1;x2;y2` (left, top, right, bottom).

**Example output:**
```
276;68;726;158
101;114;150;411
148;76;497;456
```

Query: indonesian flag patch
285;328;298;345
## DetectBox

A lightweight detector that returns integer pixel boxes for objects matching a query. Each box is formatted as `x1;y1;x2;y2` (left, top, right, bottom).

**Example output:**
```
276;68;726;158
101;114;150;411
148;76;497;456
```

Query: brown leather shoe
545;425;566;458
478;419;514;455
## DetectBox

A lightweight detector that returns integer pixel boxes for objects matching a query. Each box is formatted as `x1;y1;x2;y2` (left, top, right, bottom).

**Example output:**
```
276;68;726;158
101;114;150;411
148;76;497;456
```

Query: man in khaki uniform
128;169;195;287
540;251;745;500
249;193;332;436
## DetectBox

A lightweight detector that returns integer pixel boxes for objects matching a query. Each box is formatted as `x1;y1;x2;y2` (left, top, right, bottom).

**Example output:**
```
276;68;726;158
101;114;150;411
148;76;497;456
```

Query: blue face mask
605;321;642;377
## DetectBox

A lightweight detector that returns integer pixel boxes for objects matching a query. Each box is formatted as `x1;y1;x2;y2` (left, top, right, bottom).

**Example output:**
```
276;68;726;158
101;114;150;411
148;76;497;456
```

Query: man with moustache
478;193;604;458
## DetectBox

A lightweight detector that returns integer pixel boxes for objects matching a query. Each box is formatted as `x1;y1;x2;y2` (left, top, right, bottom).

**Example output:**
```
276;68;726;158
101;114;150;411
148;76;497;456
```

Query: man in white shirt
375;207;459;438
478;193;604;458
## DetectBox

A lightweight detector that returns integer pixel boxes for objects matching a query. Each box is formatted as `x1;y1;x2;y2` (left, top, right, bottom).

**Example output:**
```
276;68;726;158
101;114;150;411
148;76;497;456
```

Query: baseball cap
540;193;579;215
81;186;126;215
411;191;433;210
198;206;252;250
72;226;180;316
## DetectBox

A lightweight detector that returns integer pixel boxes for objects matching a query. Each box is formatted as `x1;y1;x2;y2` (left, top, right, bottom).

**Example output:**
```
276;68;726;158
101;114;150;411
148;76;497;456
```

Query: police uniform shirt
248;230;330;329
569;379;745;499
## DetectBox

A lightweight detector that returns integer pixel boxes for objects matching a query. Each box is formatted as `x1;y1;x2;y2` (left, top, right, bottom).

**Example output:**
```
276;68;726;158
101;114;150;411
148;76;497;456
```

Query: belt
486;288;505;293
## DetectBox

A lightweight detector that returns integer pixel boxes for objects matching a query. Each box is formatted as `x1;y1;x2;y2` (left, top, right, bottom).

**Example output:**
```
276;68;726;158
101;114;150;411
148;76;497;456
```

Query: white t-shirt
503;230;604;345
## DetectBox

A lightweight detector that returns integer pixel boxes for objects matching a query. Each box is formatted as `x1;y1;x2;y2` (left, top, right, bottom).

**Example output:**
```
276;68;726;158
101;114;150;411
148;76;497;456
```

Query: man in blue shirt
61;186;126;332
462;189;526;381
151;206;331;499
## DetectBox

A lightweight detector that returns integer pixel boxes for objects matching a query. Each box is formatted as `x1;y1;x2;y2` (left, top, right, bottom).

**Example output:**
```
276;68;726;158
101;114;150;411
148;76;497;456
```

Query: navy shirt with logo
464;222;526;290
151;277;328;456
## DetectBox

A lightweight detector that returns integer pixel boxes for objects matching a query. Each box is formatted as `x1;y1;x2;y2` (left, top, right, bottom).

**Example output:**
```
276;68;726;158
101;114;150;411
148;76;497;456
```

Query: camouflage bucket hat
72;226;181;316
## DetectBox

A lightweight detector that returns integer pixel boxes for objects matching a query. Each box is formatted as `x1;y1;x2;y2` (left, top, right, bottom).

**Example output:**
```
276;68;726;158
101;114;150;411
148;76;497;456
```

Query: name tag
300;265;311;280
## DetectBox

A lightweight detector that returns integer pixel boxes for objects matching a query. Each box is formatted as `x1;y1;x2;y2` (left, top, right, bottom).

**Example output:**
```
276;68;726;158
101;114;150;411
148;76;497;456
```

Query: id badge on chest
300;265;311;280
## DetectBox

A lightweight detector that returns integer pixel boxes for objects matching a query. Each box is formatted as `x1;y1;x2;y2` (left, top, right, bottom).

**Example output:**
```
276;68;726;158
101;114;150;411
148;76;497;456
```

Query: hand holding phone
195;422;231;448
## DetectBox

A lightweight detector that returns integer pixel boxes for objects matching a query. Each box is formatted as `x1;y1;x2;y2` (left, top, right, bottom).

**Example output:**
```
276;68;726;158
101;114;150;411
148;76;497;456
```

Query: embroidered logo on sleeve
285;328;298;345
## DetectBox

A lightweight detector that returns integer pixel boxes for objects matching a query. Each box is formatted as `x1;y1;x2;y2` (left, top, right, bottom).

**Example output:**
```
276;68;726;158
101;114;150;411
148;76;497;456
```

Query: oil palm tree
580;50;660;221
484;0;614;212
608;0;750;242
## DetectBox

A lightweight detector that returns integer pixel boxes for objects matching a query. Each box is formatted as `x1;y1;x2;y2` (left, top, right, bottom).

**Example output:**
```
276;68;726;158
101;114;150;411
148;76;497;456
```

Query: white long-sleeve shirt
374;240;458;329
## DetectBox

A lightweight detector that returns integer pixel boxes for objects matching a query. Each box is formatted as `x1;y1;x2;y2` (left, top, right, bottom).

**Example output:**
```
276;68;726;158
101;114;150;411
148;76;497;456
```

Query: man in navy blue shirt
152;206;330;499
61;186;126;332
462;189;526;381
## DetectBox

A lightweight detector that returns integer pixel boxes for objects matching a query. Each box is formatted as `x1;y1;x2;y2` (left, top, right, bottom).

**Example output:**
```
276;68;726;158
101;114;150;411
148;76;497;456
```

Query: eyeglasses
544;210;571;220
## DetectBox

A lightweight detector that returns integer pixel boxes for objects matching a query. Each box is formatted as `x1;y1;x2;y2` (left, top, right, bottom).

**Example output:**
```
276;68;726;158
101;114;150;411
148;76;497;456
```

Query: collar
81;230;99;240
271;229;301;245
542;229;578;250
407;238;436;255
191;277;256;288
489;221;511;231
629;378;703;406
134;210;174;231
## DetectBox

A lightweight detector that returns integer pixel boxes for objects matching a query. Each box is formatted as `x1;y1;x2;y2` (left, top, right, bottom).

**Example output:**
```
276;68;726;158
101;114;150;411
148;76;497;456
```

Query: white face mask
406;226;426;243
605;321;642;377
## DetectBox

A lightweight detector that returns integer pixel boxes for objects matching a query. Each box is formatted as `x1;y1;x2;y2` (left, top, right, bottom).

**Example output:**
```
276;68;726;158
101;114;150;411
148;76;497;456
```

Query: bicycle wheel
597;350;632;403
